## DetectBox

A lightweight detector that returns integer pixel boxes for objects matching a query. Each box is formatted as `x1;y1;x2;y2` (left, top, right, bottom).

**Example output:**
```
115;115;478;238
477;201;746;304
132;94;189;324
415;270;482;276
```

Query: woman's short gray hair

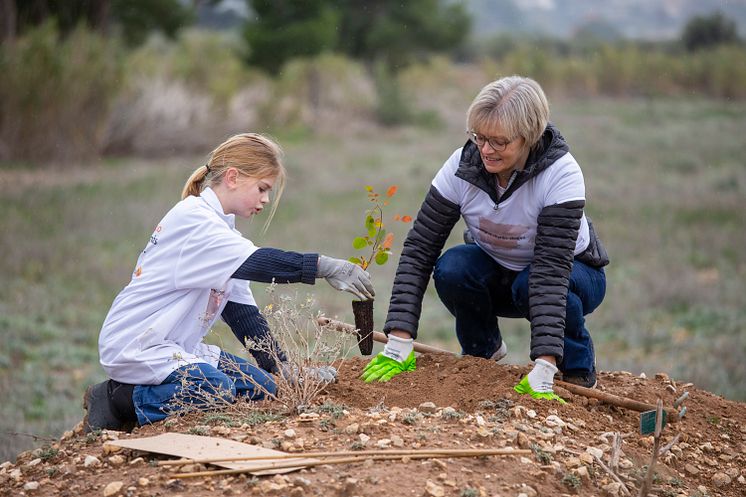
466;75;549;149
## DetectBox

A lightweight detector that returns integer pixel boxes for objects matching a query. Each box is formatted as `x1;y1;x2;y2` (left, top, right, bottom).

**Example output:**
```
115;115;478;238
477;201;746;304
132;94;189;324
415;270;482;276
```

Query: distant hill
464;0;746;40
196;0;746;41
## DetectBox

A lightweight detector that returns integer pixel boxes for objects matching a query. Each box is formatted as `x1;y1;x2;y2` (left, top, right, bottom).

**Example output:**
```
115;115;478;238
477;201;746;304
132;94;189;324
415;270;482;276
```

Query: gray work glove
317;255;375;300
280;363;338;384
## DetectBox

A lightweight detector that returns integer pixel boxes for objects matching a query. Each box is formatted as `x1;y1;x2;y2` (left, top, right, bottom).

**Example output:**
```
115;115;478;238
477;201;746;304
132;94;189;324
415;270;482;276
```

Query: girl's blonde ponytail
181;164;211;200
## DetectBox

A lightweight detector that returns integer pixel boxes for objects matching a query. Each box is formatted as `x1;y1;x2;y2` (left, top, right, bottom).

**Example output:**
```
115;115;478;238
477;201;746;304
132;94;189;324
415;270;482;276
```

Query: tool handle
317;317;454;355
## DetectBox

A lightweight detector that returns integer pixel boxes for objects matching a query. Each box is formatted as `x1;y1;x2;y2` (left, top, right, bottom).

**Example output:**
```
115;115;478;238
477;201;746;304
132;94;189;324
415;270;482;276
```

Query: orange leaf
386;185;398;197
394;214;401;221
401;215;413;223
382;232;394;249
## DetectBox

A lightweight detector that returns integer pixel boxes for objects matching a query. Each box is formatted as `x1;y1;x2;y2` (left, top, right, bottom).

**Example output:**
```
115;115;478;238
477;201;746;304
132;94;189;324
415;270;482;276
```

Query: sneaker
82;381;125;433
489;341;508;363
561;368;597;389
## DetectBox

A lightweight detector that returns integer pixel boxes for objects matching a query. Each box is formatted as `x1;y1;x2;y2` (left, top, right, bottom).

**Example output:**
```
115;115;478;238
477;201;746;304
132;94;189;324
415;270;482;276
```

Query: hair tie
204;163;211;174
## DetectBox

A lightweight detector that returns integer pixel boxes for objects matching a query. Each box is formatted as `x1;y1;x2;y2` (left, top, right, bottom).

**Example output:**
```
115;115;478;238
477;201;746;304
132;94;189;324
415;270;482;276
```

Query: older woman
362;76;608;401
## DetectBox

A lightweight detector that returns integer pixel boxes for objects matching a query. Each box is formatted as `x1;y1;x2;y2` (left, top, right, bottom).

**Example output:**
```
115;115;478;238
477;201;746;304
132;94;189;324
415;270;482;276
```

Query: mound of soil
2;355;745;497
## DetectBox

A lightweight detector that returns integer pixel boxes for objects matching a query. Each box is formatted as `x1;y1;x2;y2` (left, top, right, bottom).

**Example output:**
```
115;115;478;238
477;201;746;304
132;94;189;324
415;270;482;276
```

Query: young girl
84;133;374;432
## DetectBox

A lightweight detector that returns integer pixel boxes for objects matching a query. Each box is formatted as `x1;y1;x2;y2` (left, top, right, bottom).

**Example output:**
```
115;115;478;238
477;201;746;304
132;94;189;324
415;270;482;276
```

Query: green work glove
361;335;416;382
513;359;567;404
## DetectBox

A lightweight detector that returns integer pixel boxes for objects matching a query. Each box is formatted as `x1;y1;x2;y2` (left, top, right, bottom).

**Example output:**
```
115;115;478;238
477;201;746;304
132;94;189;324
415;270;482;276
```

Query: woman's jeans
132;351;276;426
433;244;606;374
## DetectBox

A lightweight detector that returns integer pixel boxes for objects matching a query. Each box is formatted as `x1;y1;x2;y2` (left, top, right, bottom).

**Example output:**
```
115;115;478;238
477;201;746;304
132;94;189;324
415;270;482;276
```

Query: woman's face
474;121;529;179
221;170;276;218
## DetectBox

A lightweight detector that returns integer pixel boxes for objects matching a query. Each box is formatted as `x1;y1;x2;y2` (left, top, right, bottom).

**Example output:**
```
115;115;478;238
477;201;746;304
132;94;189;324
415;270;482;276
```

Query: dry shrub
246;287;358;413
0;22;123;164
166;287;356;419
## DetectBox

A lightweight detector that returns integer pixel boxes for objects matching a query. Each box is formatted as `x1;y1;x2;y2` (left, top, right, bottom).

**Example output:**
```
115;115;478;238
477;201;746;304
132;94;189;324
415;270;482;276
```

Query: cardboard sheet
109;432;319;475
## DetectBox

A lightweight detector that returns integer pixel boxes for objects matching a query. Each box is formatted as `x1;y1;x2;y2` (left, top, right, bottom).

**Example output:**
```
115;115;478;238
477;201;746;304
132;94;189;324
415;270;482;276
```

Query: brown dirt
2;354;745;497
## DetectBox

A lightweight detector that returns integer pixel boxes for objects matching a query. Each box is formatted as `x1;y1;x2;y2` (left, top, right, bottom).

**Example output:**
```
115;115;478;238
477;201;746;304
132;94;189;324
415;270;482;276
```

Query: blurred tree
4;0;196;45
682;11;740;52
242;0;339;75
333;0;470;71
242;0;470;73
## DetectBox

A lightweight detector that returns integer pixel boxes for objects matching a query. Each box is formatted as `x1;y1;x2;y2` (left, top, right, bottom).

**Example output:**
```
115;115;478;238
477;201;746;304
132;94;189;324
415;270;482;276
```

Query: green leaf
348;257;362;265
365;214;375;231
352;237;368;250
375;228;387;244
375;252;389;265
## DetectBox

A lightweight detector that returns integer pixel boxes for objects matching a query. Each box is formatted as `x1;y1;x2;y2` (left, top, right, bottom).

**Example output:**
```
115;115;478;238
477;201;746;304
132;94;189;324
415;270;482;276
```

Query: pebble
23;481;39;491
345;423;359;434
712;472;732;487
103;481;123;496
284;429;296;439
425;479;445;497
83;455;100;467
419;402;438;414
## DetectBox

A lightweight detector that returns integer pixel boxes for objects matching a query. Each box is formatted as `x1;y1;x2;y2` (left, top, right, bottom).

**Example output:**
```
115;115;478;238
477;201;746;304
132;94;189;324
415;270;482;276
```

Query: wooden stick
593;453;632;496
172;448;530;479
318;317;454;355
555;381;680;423
160;447;530;466
638;399;664;497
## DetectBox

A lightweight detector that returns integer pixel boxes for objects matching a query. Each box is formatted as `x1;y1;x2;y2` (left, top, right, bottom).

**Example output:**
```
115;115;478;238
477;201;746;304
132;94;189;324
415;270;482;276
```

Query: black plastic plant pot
351;298;374;356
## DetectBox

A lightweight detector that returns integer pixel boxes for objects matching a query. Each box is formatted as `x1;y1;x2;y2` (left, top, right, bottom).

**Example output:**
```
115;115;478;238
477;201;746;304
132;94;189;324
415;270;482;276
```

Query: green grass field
1;97;744;461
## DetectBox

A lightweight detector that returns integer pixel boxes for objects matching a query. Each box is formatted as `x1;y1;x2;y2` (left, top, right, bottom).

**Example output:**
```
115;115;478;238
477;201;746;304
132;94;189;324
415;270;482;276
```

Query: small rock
684;463;699;475
391;435;405;447
344;423;359;434
128;457;145;466
23;481;40;491
137;477;149;487
586;447;604;459
298;412;319;422
359;433;370;445
602;482;622;496
103;481;123;496
108;455;125;466
712;472;731;487
518;484;538;497
419;402;438;414
526;410;537;418
283;429;296;439
102;443;121;455
376;438;392;448
579;452;594;465
545;415;565;428
736;475;745;484
84;455;101;467
575;466;590;480
424;479;445;497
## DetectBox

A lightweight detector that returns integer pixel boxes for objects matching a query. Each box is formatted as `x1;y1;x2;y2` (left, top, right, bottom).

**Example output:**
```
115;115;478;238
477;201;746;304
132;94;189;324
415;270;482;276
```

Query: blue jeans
433;244;606;374
132;351;276;425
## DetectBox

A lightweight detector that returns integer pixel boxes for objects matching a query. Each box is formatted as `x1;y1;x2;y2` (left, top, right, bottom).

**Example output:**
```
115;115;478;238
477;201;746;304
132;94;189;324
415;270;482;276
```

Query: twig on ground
171;448;531;479
609;431;622;474
657;432;681;457
593;453;632;496
160;447;531;466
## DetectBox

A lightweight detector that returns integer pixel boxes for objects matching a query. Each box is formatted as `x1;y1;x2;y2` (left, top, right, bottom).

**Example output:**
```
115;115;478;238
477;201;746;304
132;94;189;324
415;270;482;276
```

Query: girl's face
219;169;276;218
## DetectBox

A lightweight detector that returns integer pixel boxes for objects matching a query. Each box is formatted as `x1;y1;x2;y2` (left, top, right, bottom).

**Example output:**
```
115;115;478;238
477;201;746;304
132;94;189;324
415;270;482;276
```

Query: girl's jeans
433;244;606;374
132;351;276;426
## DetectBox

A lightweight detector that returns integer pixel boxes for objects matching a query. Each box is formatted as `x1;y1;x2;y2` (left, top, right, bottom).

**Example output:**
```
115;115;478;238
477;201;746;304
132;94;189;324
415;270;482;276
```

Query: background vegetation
1;0;744;461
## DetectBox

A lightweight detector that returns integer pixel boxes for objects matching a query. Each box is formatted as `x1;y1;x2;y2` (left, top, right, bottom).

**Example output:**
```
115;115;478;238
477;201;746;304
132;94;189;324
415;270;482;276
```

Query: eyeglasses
467;131;514;152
